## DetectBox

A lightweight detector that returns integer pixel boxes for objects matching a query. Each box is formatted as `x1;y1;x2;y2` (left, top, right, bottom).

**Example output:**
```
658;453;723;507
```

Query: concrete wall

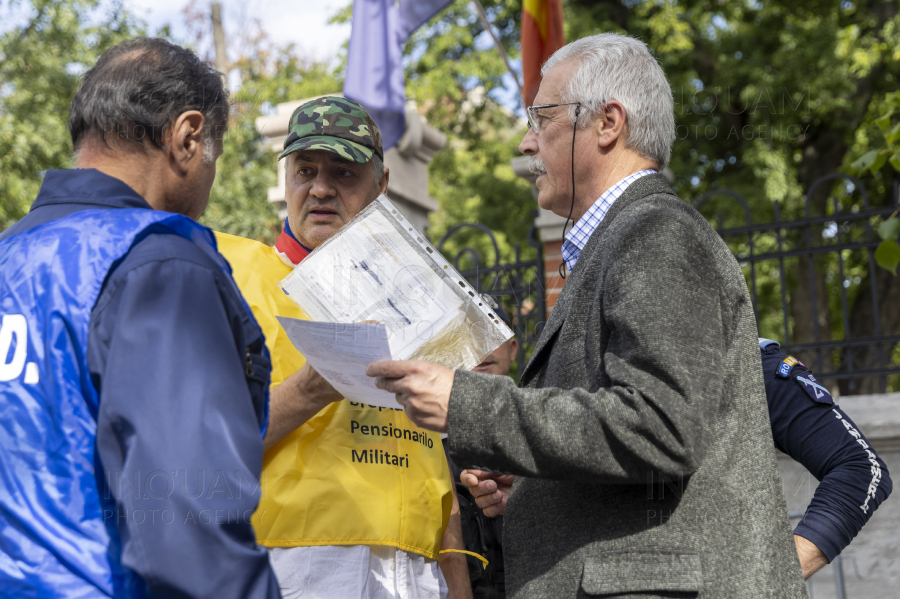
778;392;899;597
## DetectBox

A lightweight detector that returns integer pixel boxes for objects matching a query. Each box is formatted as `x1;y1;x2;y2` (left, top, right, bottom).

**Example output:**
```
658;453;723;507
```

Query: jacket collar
33;169;152;211
274;218;312;267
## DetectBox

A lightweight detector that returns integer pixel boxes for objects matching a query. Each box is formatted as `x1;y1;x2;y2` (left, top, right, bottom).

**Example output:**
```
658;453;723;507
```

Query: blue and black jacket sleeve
88;232;279;599
760;340;892;562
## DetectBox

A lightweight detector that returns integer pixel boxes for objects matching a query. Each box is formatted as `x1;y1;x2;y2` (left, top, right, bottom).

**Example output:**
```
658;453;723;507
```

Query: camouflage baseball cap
279;96;384;163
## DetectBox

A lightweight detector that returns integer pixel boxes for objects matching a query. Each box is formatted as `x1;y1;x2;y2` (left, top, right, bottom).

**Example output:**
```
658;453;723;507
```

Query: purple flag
344;0;452;152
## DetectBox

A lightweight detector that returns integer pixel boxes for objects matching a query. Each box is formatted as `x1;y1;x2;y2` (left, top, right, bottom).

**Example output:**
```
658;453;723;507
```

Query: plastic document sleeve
277;195;513;372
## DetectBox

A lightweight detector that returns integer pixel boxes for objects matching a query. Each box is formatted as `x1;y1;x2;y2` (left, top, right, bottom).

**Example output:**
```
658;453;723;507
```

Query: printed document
276;195;514;408
276;317;401;409
279;203;461;360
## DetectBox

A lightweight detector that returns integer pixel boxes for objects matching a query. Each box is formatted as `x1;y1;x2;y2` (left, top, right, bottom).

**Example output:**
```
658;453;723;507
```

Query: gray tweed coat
447;174;807;598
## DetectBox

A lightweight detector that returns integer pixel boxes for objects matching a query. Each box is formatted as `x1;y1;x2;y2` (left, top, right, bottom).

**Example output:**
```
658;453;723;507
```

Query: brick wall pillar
533;205;569;314
543;239;565;311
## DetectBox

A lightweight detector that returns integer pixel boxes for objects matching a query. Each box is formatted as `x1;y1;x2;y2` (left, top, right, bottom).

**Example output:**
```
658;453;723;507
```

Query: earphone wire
559;104;580;280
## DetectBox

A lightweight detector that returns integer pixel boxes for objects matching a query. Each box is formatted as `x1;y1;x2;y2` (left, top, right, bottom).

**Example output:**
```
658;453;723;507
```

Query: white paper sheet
276;316;402;409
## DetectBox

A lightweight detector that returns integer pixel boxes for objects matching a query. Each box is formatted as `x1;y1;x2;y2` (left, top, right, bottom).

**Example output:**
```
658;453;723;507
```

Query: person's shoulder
637;191;712;233
759;340;788;373
617;181;744;270
608;189;715;254
759;343;804;380
612;176;697;229
760;342;788;368
760;344;834;406
214;230;293;296
96;230;238;312
215;230;272;260
121;229;224;275
619;172;677;201
90;231;248;344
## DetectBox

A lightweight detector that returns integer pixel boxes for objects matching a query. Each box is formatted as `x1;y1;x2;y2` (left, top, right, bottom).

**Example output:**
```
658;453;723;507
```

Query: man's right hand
263;362;343;452
460;470;514;517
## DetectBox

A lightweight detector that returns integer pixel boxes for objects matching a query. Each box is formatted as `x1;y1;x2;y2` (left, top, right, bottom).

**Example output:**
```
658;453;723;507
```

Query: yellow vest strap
439;549;489;569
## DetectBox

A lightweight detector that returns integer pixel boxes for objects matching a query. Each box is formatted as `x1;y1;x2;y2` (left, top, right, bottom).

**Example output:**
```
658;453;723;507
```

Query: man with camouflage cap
216;96;470;599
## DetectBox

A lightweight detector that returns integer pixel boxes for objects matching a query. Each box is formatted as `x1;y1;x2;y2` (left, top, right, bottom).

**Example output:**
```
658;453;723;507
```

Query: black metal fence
695;174;900;395
436;215;544;377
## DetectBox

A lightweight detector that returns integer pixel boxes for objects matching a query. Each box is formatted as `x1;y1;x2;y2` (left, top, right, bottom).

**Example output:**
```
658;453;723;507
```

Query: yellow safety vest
215;232;453;559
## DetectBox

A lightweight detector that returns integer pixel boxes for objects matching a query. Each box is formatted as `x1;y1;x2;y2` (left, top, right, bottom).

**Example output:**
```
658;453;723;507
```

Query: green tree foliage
563;0;899;212
331;1;535;269
0;0;145;230
562;0;900;393
386;0;900;391
876;213;900;274
0;0;341;243
851;91;900;275
180;1;343;242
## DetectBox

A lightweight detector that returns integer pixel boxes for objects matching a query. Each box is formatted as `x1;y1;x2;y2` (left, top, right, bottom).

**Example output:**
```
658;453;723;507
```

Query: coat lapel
523;276;573;375
519;174;676;383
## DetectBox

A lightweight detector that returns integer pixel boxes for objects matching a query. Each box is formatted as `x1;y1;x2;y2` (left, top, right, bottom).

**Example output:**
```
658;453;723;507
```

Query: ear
508;337;519;359
378;165;390;196
594;101;627;149
167;110;206;174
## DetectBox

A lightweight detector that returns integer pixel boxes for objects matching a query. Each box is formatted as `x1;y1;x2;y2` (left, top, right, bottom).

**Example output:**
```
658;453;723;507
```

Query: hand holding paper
277;318;402;409
275;195;513;411
366;360;455;432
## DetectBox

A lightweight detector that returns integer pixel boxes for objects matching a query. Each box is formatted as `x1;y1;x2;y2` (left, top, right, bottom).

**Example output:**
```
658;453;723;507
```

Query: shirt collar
32;169;153;212
561;169;657;272
565;170;657;251
274;217;313;267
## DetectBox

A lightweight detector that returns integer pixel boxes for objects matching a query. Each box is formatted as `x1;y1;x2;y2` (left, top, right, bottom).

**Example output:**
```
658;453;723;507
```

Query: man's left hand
366;360;454;432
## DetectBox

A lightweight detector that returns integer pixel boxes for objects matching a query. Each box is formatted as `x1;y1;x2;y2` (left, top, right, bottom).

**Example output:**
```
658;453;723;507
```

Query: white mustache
528;156;546;176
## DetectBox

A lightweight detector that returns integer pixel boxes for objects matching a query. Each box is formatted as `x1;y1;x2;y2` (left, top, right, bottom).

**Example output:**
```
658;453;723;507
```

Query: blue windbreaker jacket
0;207;266;597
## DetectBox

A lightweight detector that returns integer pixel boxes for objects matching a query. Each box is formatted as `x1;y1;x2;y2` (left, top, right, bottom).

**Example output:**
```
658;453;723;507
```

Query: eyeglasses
526;102;582;132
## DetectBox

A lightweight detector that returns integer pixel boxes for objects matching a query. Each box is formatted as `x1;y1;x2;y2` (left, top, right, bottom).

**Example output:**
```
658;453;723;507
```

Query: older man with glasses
367;33;808;598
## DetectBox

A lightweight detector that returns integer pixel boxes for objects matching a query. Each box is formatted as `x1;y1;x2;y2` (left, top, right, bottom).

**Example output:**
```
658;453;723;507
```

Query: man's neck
572;151;657;222
75;143;165;210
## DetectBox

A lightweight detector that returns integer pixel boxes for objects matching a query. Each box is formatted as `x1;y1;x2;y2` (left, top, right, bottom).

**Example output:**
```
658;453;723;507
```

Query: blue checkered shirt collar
561;170;657;272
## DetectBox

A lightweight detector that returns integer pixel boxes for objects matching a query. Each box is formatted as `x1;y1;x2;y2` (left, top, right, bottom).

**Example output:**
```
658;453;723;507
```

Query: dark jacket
760;340;891;561
443;440;506;599
1;169;279;599
447;174;807;598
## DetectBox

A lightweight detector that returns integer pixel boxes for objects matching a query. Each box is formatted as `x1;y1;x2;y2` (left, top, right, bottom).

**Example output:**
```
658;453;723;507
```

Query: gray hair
542;33;675;168
69;38;229;156
372;154;385;186
202;135;217;165
76;110;222;166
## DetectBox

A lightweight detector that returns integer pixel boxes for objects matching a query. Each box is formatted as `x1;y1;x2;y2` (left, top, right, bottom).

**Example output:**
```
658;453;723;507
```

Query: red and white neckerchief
274;218;311;267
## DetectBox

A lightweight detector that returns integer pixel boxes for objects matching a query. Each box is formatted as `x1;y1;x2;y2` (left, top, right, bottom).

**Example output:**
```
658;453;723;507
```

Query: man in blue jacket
0;38;282;598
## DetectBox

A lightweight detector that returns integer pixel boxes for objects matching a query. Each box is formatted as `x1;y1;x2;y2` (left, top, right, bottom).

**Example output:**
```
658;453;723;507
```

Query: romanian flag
522;0;565;107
